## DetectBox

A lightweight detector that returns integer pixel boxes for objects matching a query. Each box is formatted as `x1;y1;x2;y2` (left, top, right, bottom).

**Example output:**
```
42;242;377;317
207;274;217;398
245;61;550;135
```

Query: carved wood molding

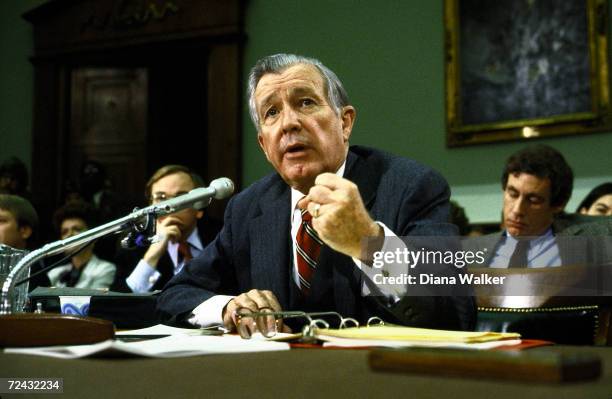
24;0;244;56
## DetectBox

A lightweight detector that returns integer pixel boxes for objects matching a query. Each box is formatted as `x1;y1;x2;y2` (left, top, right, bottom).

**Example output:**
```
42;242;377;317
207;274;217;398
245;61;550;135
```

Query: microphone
121;232;165;249
120;177;234;249
151;177;234;216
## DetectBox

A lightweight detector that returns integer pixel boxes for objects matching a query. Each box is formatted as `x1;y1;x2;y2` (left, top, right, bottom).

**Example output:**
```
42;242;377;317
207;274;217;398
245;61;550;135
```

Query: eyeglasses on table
234;308;385;340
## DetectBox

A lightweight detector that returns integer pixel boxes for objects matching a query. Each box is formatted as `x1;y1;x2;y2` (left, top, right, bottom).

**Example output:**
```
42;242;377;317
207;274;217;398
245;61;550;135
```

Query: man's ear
257;133;272;162
340;106;356;142
196;210;204;219
19;225;32;241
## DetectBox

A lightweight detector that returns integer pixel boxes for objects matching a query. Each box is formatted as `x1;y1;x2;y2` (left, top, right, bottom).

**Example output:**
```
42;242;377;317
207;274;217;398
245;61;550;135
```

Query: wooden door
70;68;147;208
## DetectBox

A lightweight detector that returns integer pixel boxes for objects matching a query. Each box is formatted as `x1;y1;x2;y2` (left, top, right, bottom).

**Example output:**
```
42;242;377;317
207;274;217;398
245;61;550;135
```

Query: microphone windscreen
134;234;149;248
210;177;234;199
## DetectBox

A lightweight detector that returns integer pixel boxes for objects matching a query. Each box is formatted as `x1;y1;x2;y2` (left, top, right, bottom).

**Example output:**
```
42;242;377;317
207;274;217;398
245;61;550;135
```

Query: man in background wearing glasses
112;165;221;293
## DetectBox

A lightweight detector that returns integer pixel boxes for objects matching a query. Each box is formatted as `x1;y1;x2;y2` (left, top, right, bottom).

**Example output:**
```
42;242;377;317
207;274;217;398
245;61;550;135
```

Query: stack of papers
4;325;290;359
115;324;228;337
3;324;522;357
314;326;521;350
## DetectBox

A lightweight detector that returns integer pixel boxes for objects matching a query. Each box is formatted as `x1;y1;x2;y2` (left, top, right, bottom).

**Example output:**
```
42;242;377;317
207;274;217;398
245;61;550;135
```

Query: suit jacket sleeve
157;198;239;325
365;165;476;331
157;147;476;330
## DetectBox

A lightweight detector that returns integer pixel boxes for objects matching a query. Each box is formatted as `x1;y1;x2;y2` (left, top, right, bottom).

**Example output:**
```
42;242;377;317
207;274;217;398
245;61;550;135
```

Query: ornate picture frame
445;0;611;147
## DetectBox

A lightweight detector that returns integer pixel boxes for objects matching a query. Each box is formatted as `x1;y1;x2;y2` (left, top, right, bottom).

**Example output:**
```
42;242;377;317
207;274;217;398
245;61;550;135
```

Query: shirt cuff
188;295;235;327
353;221;408;299
126;259;160;293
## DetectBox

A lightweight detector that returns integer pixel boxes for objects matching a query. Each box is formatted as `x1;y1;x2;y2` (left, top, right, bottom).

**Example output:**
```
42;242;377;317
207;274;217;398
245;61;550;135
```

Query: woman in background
577;182;612;216
47;201;116;289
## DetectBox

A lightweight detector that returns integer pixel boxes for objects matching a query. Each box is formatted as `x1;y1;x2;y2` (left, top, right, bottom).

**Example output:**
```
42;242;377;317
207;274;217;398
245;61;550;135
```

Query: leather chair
468;266;612;345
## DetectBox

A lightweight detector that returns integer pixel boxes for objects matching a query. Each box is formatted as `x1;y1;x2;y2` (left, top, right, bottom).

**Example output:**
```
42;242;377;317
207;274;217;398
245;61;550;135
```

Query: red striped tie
178;241;193;263
296;209;323;294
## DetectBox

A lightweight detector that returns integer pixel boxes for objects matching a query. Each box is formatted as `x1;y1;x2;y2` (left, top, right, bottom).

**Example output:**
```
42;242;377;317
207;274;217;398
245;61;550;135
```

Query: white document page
4;334;290;359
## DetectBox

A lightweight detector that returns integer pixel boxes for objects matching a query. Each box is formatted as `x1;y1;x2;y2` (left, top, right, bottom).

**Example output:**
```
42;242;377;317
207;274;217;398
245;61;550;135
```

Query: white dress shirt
289;162;406;298
489;228;561;268
189;162;407;327
126;227;204;293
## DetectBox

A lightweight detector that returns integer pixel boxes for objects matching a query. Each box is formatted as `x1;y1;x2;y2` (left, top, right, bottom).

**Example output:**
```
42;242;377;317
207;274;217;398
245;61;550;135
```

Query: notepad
311;325;520;349
315;325;519;343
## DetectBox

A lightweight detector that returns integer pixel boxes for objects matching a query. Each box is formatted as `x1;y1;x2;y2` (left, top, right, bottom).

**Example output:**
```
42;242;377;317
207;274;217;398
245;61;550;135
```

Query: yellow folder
315;325;520;343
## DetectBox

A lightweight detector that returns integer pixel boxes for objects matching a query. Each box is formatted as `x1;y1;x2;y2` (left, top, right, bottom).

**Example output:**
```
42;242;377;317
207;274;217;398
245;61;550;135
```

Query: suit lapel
311;149;373;315
249;178;292;308
485;234;504;266
344;149;377;209
246;150;375;314
154;252;175;289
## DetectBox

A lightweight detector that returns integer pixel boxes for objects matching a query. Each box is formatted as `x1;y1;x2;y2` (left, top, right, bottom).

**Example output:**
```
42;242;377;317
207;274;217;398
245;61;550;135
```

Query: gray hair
247;53;350;129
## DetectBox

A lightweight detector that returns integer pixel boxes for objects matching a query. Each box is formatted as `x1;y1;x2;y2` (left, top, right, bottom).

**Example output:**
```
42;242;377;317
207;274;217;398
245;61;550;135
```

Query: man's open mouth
285;144;307;154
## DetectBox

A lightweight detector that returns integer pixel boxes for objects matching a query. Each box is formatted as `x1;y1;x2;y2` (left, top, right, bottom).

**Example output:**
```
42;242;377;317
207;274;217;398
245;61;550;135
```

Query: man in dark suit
464;145;611;268
112;165;221;292
157;54;475;334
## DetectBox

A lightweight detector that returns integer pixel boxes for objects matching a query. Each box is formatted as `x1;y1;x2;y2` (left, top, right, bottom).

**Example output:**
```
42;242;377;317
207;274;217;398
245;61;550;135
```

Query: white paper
115;323;227;336
4;334;290;359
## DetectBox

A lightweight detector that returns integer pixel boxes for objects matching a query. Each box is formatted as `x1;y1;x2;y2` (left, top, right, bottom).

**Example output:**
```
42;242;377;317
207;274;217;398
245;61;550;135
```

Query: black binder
28;287;159;329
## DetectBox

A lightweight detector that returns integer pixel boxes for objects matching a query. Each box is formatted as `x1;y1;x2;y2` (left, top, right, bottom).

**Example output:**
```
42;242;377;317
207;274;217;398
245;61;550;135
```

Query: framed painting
445;0;611;146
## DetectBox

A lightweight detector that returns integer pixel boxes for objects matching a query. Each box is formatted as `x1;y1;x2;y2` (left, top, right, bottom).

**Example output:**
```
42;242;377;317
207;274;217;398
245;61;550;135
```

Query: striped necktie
296;209;324;294
178;241;193;264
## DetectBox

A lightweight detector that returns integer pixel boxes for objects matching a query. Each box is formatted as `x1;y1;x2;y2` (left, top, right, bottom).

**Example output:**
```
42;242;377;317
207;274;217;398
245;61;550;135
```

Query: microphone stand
0;207;158;315
0;179;232;347
0;208;160;347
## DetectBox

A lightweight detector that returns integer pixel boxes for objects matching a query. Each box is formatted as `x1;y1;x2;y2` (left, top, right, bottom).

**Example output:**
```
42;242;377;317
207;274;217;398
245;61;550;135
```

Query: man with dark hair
0;194;51;291
471;145;607;268
0;194;38;250
501;144;573;238
112;165;221;293
157;53;475;334
0;194;51;313
47;201;116;289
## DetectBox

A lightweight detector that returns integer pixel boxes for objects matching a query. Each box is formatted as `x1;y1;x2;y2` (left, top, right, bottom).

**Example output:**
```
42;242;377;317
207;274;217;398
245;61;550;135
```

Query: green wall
0;0;45;170
242;0;612;222
2;1;610;222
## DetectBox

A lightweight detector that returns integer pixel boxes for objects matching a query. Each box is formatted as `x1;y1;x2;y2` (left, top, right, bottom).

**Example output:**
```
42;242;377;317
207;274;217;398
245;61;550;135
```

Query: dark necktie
508;239;529;268
178;241;193;264
59;263;85;287
296;209;323;294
